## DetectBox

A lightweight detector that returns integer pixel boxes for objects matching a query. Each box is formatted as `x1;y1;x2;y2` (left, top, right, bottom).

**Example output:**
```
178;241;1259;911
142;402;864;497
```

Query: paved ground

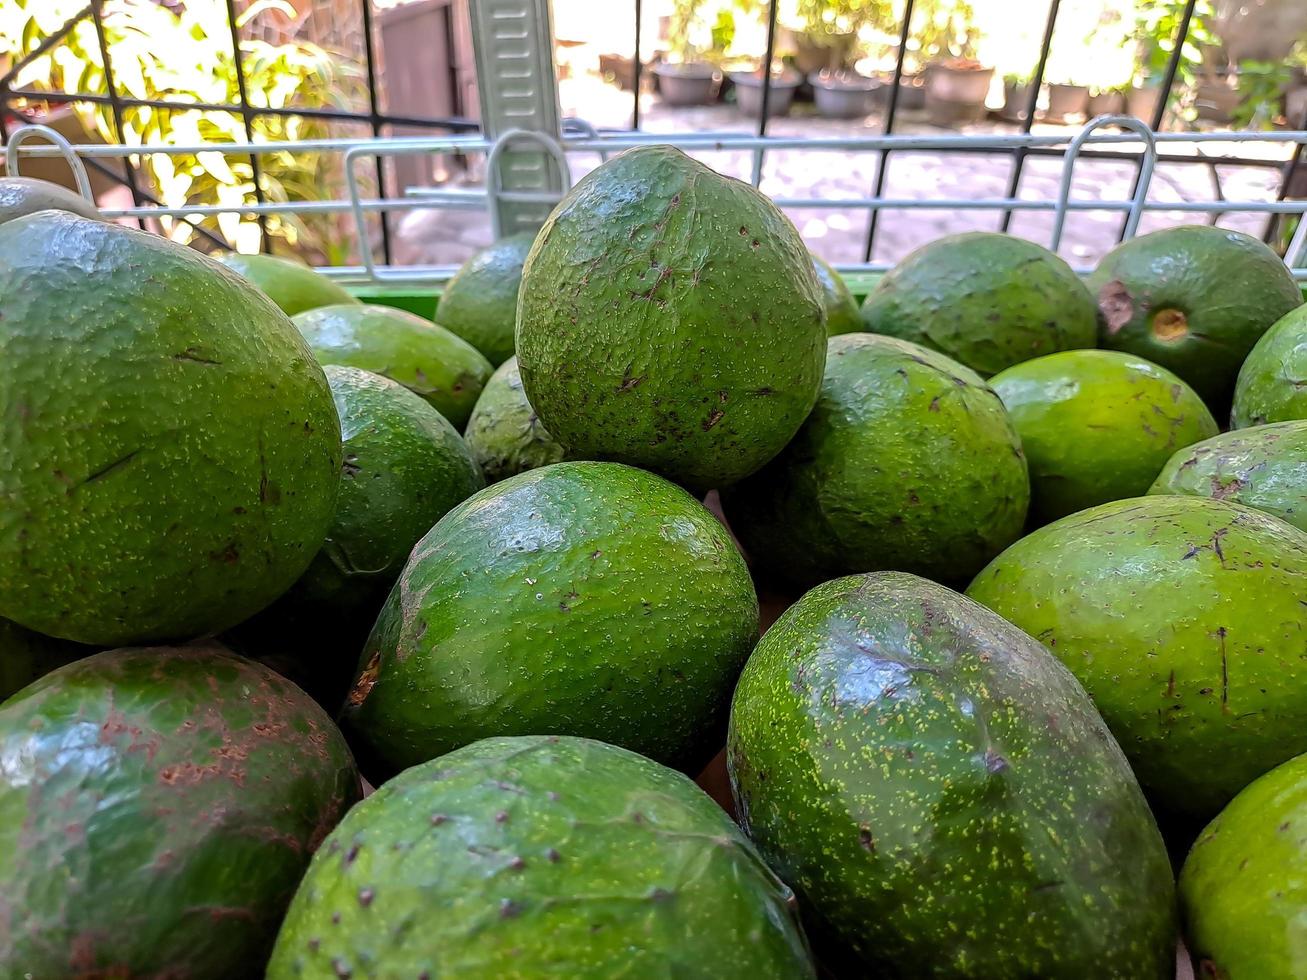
392;78;1291;273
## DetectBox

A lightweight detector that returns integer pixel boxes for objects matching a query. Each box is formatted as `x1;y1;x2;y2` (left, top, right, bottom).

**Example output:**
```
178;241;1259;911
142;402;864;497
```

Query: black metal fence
2;0;1302;265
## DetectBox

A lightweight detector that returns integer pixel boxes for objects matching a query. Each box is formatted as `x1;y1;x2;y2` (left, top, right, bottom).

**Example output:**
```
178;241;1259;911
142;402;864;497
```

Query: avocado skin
0;644;361;978
516;144;826;491
1150;420;1307;532
728;572;1175;978
1089;225;1302;413
1232;305;1307;428
720;333;1029;590
0;211;342;645
992;349;1217;524
434;231;535;365
0;178;102;225
1180;752;1307;979
227;366;484;710
968;494;1307;831
218;252;359;316
812;254;861;335
339;460;759;780
464;356;567;483
860;231;1097;377
268;735;815;979
0;616;97;701
295;303;492;430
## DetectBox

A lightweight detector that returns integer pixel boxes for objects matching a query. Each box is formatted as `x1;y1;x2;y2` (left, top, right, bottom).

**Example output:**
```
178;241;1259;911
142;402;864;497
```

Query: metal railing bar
862;0;915;263
1117;0;1197;239
999;0;1061;232
359;0;393;266
223;0;269;250
89;0;146;229
751;0;781;187
632;0;642;130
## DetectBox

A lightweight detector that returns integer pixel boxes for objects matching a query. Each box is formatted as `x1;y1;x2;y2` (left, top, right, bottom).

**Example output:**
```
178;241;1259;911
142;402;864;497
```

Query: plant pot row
1000;82;1161;123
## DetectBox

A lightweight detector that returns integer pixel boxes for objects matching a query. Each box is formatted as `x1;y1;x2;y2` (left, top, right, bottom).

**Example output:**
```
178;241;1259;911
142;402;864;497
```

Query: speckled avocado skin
0;178;101;225
813;254;861;335
859;231;1097;377
720;333;1029;590
727;572;1175;978
228;366;484;709
1231;305;1307;428
339;461;759;780
218;252;359;316
464;356;567;483
0;644;361;978
1089;225;1302;412
1150;420;1307;532
516;144;826;491
269;735;815;979
434;231;535;365
0;617;96;701
0;212;342;645
992;349;1217;524
967;495;1307;831
295;303;492;430
1180;752;1307;979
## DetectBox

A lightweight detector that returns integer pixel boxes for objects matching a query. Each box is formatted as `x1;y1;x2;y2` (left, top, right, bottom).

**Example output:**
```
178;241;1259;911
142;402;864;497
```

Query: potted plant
1046;79;1090;121
653;0;724;106
731;62;805;117
793;0;892;118
919;0;993;124
1088;85;1128;116
1128;0;1217;125
1001;70;1034;121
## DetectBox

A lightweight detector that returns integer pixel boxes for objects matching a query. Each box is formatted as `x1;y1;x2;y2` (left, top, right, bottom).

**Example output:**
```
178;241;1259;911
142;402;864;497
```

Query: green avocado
1231;305;1307;428
1150;420;1307;532
463;356;567;483
1180;752;1307;978
217;252;359;316
991;349;1217;524
516;144;826;491
269;735;815;979
0;616;96;701
227;366;484;709
434;231;535;365
0;212;342;645
812;254;861;335
0;644;361;978
967;494;1307;832
720;333;1029;590
859;231;1097;377
0;177;102;225
1089;225;1302;412
727;572;1175;977
295;303;492;430
340;461;759;780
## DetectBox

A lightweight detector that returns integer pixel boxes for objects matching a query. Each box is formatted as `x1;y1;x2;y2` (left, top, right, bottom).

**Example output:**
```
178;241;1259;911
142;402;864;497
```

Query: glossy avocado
0;645;361;978
1150;420;1307;532
1231;305;1307;428
0;176;102;225
1089;225;1302;412
0;616;96;701
295;303;492;430
227;366;484;709
727;572;1175;977
968;494;1307;832
218;252;359;316
812;253;861;335
269;735;815;979
434;231;535;365
463;355;567;483
991;349;1217;523
339;461;759;780
0;212;342;645
859;231;1097;377
720;333;1029;590
516;144;826;491
1180;752;1307;979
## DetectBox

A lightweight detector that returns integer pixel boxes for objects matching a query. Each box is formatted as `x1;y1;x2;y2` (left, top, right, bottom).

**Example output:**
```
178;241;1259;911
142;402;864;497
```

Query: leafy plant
1130;0;1216;92
911;0;980;67
1231;58;1291;130
0;0;370;262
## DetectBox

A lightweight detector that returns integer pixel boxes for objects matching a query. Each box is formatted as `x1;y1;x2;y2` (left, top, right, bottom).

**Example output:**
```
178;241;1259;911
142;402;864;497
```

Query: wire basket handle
4;123;96;203
1052;115;1157;251
485;128;571;240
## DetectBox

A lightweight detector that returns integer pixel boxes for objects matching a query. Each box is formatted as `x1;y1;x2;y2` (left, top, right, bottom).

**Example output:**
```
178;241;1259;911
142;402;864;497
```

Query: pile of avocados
0;152;1305;979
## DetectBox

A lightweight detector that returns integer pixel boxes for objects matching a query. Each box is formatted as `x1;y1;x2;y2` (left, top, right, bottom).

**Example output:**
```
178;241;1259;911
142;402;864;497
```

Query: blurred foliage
0;0;371;261
1130;0;1215;93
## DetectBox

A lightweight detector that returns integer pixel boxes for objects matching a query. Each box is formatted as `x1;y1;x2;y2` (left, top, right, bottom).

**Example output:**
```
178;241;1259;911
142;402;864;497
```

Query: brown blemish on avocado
347;650;382;708
1152;308;1188;342
1098;280;1134;334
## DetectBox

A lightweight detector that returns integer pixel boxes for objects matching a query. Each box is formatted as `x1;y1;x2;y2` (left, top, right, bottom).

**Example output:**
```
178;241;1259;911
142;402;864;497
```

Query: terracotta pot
1002;80;1034;121
925;63;994;124
731;68;803;118
1127;84;1163;124
1087;90;1127;117
810;70;878;119
653;62;721;106
1046;83;1089;121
